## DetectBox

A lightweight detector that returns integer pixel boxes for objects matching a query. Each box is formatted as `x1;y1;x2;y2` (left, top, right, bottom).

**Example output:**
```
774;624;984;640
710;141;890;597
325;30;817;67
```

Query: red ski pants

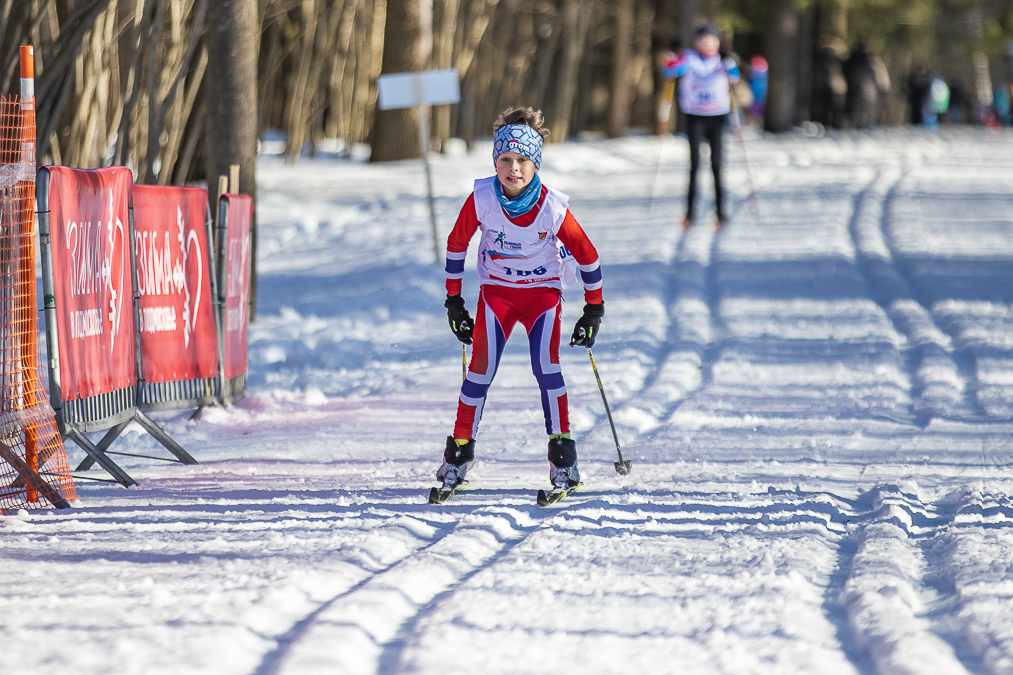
454;285;569;440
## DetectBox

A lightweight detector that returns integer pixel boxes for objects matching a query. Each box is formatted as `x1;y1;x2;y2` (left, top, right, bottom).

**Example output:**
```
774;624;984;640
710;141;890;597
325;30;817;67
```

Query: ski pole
646;76;677;214
462;344;467;382
646;133;666;214
586;347;632;475
728;86;761;219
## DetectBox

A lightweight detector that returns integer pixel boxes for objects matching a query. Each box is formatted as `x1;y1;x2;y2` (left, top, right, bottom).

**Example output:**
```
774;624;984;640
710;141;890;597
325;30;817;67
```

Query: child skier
662;24;740;229
435;107;605;502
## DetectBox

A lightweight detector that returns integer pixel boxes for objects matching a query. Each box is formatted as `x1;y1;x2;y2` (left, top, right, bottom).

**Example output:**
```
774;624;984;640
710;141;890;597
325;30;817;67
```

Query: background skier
661;24;739;229
843;42;891;128
437;107;606;501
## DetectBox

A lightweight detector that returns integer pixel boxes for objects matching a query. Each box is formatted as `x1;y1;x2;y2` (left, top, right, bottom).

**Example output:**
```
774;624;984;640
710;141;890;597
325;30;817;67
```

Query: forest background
1;0;1012;185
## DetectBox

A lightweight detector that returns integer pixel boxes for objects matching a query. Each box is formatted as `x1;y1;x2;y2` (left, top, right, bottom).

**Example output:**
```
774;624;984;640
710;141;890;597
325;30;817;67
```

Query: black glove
570;302;604;347
444;295;473;344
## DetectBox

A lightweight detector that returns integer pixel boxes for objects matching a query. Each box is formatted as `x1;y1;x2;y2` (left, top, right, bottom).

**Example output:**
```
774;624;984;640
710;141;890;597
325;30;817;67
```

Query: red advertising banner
222;194;253;381
46;166;136;400
132;186;219;383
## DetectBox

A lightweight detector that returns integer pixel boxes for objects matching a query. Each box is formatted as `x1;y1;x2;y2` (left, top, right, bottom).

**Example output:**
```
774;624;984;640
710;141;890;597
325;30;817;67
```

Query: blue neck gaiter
495;173;542;218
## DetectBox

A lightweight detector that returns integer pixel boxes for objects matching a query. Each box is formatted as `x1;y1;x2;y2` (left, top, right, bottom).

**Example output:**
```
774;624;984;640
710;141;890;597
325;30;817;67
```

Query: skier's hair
493;107;551;139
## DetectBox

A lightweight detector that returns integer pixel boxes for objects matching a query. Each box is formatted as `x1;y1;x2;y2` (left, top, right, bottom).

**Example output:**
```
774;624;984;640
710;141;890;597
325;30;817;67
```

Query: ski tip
428;487;440;505
537;489;549;508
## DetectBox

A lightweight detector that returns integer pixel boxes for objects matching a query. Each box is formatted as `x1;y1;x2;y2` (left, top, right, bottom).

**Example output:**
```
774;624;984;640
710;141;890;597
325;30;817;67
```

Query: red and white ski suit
445;177;603;440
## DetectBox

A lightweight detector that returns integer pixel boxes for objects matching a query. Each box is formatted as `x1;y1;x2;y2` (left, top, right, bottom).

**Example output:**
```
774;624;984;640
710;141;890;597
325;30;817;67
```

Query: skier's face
495;151;537;197
695;34;720;57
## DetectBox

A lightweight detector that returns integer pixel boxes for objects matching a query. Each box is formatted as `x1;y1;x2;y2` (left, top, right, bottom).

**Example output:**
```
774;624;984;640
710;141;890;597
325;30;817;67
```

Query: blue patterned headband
493;124;543;170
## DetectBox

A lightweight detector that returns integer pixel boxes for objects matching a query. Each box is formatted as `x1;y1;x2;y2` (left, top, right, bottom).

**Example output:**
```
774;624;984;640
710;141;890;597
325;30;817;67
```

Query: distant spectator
843;42;890;128
813;37;848;128
948;81;966;124
907;63;931;124
748;56;768;123
922;77;950;130
994;84;1011;126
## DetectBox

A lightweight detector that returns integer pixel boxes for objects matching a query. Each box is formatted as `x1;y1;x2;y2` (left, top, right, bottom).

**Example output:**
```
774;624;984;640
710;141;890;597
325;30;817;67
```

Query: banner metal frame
37;168;197;487
135;196;223;412
217;195;248;406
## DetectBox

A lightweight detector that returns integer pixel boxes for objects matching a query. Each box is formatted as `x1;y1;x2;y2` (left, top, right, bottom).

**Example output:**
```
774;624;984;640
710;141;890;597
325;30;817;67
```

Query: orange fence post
19;46;39;501
0;45;75;509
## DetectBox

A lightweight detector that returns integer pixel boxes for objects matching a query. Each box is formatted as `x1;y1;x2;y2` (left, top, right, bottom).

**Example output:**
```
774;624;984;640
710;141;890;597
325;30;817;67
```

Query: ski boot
430;437;474;505
538;437;583;507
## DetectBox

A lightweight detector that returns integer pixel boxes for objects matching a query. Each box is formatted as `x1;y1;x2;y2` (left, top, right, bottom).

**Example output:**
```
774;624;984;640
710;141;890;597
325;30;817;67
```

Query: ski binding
429;480;468;505
537;482;583;507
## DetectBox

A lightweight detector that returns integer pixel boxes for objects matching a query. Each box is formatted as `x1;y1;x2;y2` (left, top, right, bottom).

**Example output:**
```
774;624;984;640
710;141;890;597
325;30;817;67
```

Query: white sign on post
377;69;460;110
376;69;461;266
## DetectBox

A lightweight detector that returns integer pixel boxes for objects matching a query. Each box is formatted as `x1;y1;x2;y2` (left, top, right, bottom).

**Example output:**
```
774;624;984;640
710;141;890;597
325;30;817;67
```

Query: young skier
662;24;740;229
435;107;605;502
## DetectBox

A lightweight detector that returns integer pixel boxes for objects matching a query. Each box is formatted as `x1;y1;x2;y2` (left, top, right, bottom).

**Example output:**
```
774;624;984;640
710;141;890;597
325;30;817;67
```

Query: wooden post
229;164;240;194
215;175;229;259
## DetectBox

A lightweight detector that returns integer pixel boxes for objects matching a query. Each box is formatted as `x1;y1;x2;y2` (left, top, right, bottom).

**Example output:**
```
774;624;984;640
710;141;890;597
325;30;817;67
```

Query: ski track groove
266;507;546;675
831;485;1013;675
252;513;463;675
934;490;1013;674
822;526;881;675
575;153;784;453
375;509;543;674
873;162;992;424
844;163;968;427
592;187;765;449
840;486;968;675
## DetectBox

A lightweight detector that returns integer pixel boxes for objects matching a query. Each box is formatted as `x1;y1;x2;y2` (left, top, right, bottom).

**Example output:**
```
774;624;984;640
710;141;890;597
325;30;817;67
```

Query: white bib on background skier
665;50;740;116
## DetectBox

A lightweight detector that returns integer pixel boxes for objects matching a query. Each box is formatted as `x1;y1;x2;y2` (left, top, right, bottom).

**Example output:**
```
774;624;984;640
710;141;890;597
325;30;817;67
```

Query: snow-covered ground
4;129;1013;675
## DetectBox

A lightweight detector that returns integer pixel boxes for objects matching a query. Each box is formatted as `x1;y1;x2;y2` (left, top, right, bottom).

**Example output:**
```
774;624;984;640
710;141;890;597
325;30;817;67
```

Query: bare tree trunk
35;0;113;163
285;0;318;162
370;0;430;161
206;0;259;318
532;2;560;114
607;0;632;138
160;43;207;184
677;0;701;48
651;0;677;53
351;0;386;146
114;0;149;167
551;0;588;142
765;0;798;132
431;0;458;150
173;85;205;184
795;2;815;124
820;0;847;40
631;0;656;129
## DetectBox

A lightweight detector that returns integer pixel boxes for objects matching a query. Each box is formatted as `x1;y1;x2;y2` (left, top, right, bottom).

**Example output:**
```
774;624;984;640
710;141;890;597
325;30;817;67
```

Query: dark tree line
2;0;1013;176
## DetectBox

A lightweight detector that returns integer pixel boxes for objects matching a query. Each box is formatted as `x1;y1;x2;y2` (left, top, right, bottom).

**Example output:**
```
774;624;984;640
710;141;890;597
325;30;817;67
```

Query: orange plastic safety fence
0;93;77;511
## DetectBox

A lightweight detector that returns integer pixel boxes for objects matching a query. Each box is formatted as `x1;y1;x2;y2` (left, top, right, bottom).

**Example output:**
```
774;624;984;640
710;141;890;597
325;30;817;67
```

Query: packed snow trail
2;130;1013;674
